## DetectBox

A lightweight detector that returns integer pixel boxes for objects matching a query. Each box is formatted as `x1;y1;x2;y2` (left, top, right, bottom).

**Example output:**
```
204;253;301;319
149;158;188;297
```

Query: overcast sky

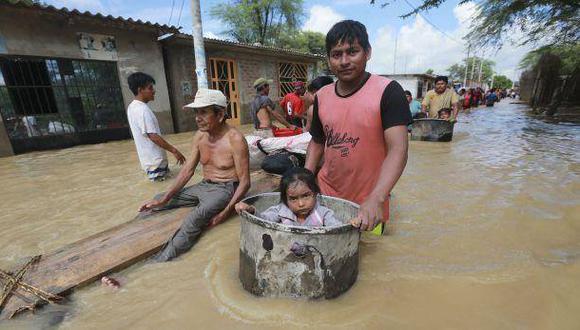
47;0;537;81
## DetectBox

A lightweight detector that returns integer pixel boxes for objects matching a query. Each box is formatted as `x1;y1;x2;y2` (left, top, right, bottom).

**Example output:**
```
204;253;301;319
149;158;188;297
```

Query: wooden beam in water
0;171;280;320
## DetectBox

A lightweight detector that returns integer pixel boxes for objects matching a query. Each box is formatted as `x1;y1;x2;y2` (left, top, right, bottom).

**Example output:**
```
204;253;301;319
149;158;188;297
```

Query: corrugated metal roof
202;36;325;60
2;0;179;32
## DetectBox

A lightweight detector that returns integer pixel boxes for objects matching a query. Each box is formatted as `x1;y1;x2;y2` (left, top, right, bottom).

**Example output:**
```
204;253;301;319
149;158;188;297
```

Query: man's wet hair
404;90;412;97
127;72;155;96
434;75;448;84
326;20;371;56
279;167;320;207
438;108;451;116
307;76;334;93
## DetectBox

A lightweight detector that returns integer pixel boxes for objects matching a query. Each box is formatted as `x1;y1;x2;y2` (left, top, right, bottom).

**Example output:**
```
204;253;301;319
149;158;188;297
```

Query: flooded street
1;101;579;329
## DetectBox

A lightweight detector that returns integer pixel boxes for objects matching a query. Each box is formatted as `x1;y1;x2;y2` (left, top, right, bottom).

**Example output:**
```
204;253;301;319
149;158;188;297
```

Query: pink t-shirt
313;74;396;221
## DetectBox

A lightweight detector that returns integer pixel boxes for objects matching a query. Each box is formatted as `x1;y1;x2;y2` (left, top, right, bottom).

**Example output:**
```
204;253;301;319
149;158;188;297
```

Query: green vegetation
447;57;494;83
210;0;326;55
372;0;580;48
519;44;580;75
492;75;512;90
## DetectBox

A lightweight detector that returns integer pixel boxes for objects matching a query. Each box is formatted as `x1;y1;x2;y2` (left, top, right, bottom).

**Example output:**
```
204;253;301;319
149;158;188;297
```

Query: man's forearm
271;109;292;127
163;159;197;202
305;141;324;173
222;178;250;215
452;103;459;119
148;133;177;153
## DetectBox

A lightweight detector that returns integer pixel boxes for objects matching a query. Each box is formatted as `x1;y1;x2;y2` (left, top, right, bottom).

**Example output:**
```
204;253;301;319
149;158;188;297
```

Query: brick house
0;1;323;156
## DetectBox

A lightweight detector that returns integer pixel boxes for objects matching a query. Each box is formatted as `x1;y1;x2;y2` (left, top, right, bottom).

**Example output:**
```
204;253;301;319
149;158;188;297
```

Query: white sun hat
184;88;227;109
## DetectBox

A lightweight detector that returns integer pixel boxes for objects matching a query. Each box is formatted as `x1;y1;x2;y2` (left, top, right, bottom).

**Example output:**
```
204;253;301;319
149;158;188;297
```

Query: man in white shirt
126;72;185;181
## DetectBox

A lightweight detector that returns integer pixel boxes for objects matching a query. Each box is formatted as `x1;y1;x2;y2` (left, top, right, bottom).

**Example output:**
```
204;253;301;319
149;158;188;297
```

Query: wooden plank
0;171;280;320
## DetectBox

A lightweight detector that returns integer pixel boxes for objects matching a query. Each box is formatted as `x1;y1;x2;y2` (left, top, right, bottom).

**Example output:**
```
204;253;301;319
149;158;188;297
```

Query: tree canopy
372;0;580;48
519;44;580;75
278;30;326;55
447;57;495;83
211;0;304;46
492;75;512;90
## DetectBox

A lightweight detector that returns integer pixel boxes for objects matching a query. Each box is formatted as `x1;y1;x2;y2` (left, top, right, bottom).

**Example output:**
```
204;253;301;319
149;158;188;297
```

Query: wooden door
208;58;240;126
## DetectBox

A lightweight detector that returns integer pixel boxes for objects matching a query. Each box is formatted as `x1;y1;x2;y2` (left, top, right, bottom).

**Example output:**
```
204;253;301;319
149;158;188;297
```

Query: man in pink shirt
305;20;411;233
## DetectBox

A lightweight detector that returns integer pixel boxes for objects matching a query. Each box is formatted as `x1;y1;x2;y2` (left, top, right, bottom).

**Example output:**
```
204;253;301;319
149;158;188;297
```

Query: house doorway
208;58;240;126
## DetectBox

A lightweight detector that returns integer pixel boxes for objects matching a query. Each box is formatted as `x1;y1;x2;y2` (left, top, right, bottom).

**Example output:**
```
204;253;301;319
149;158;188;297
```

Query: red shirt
279;92;304;118
313;75;393;221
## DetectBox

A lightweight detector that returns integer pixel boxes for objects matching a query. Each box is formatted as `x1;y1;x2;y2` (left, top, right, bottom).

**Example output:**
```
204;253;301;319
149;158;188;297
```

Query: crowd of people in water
101;18;517;288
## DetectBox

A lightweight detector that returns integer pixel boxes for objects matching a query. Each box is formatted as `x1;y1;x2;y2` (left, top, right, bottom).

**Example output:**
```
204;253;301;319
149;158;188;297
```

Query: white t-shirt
127;100;167;171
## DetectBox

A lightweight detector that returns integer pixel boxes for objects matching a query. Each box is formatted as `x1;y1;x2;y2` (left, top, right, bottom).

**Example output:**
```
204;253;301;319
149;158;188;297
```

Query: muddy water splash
1;102;579;329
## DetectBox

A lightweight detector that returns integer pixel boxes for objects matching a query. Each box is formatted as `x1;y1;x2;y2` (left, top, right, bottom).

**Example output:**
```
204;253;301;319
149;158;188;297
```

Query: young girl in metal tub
235;167;361;228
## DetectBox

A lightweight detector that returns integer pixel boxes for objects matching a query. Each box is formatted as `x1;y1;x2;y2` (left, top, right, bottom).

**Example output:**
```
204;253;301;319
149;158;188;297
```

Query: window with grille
0;56;127;140
278;62;307;97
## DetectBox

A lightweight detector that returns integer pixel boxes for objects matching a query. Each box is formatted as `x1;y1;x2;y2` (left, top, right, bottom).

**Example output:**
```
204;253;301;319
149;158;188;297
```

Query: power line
402;0;463;45
176;0;185;27
168;0;175;25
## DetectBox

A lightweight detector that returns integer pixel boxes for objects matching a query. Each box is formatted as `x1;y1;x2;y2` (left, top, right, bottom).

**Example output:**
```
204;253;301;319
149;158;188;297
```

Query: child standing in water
236;167;351;227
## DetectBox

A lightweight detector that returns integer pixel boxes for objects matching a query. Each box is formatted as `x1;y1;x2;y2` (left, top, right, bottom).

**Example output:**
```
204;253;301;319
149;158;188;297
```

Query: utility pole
490;74;495;89
469;54;477;86
393;33;398;74
463;45;470;87
191;0;208;89
477;57;484;87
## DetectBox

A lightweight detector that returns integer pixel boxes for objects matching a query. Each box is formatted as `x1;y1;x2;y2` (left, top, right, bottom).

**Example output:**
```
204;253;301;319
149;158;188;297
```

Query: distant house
0;1;323;156
380;74;436;100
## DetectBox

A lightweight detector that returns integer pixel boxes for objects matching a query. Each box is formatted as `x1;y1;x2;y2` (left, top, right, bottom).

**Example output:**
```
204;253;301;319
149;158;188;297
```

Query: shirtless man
251;77;296;138
139;88;250;262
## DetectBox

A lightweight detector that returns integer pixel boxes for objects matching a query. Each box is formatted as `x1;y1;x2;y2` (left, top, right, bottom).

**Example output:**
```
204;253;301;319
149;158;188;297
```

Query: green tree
371;0;580;48
425;68;434;75
447;57;495;83
520;44;580;75
211;0;304;46
492;75;512;89
278;30;326;55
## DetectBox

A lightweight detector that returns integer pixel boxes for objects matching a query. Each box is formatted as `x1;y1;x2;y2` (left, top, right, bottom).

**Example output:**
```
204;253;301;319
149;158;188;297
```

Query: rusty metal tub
410;118;455;142
238;193;360;299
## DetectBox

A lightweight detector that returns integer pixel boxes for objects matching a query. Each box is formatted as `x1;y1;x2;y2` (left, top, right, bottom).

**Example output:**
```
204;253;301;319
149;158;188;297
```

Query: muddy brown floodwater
1;102;579;329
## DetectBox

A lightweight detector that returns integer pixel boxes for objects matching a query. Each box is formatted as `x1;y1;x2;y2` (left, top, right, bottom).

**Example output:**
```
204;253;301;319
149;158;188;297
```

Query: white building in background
380;74;436;100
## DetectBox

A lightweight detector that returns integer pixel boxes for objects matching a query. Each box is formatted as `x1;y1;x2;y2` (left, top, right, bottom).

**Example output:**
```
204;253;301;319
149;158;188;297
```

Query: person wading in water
305;20;412;234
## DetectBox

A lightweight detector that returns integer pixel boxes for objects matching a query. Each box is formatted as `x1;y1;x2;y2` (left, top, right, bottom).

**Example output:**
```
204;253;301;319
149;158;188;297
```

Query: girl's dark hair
279;167;320;206
307;76;334;93
127;72;155;96
325;20;371;56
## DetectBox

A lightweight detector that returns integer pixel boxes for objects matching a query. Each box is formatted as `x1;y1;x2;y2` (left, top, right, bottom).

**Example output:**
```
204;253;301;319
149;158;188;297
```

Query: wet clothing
260;201;342;227
486;92;498;106
422;88;459;118
127;100;168;173
409;99;422;117
146;161;169;181
252;128;274;139
310;73;412;222
154;180;238;262
251;94;276;129
280;92;304;127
